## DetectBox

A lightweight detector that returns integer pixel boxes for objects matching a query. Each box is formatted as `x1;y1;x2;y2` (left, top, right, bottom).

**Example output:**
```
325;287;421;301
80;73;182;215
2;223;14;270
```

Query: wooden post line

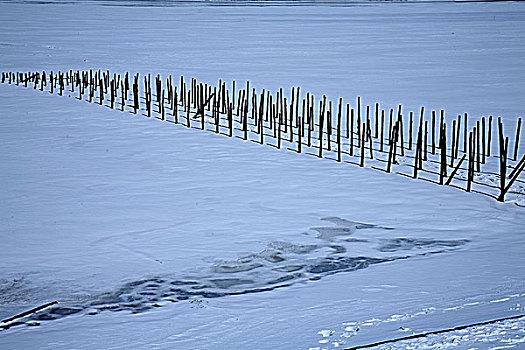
2;69;524;204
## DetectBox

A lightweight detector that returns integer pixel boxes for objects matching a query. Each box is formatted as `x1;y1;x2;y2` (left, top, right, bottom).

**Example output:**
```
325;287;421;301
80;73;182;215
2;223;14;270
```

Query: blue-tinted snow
0;1;524;349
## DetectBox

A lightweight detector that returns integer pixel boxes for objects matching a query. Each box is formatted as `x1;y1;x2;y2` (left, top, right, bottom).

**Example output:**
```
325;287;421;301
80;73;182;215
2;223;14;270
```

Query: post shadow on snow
0;217;469;331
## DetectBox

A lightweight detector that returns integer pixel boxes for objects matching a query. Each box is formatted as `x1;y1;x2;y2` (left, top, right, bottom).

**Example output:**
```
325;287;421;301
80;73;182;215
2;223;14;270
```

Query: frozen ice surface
1;0;524;349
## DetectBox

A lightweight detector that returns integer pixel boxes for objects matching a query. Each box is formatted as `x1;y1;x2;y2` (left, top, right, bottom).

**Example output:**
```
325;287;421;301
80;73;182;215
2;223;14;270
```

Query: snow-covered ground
1;1;524;349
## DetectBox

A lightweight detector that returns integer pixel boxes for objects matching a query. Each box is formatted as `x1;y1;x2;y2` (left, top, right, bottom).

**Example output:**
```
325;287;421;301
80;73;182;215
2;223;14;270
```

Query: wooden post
79;72;83;100
252;88;258;126
259;100;264;144
299;97;305;137
424;121;428;161
89;75;93;103
318;97;325;158
109;76;114;106
388;109;393;150
455;114;461;159
349;108;354;156
289;98;294;142
374;102;379;138
258;90;265;140
467;131;474;192
298;115;302;153
431;111;436;154
125;73;129;100
476;121;481;172
408;111;413;151
497;118;507;201
213;90;219;132
487;115;493;157
387;122;398;173
121;80;125;111
481;117;486;163
161;89;165;121
228;102;233;137
337;98;342;162
514;118;522;161
157;77;162;113
363;105;370;154
133;75;139;114
308;98;313;147
272;103;277;138
327;101;332;151
380;109;385;152
144;76;149;115
463;112;468;153
179;76;184;107
295;86;300;128
192;78;196;109
186;90;191;128
357;96;361;145
57;72;62;96
237;89;243;119
147;80;152;118
200;84;205;130
357;98;361;148
232;80;236;112
304;94;310;141
99;78;104;105
212;91;218;133
439;123;447;184
398;106;404;156
244;99;248;140
391;121;399;165
360;122;366;167
346;103;350;139
105;70;110;92
247;80;251;120
417;108;424;170
258;89;265;133
450;120;456;167
268;95;273;131
367;120;374;160
173;87;178;123
278;91;283;131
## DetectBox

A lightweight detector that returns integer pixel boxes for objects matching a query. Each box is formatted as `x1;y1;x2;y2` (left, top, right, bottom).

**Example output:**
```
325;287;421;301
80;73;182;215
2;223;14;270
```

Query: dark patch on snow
378;238;469;252
210;278;254;289
306;256;389;274
1;217;469;331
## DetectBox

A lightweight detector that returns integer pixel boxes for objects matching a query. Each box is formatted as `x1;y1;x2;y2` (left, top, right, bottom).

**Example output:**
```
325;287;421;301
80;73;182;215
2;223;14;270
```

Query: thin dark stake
337;98;342;162
513;118;522;161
